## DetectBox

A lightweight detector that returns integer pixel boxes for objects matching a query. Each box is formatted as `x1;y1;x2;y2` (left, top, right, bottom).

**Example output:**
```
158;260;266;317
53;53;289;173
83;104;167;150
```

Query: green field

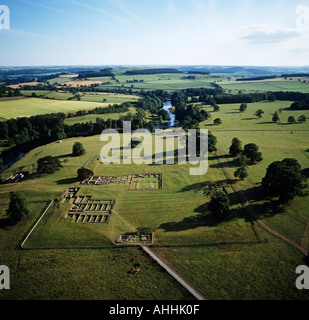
64;107;137;125
220;79;309;94
1;71;309;300
0;97;109;119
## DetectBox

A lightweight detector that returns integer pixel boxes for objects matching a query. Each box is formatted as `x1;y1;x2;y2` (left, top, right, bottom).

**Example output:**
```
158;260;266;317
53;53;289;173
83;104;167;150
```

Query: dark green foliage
208;191;230;221
234;166;249;180
272;112;280;123
254;109;264;118
234;155;248;167
288;116;296;124
213;104;220;112
261;158;307;202
72;142;86;156
229;138;243;157
239;103;247;112
6;192;30;223
214;118;222;125
37;156;63;174
298;115;307;123
243;143;263;164
77;167;94;182
208;132;217;153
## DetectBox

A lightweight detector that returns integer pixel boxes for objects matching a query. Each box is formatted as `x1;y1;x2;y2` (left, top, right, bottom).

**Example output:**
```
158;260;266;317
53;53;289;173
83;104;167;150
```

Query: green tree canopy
234;154;248;167
208;191;230;221
254;109;264;118
6;192;30;224
214;118;222;125
229;138;243;157
77;167;94;182
272;112;280;123
72;142;86;156
298;115;307;123
261;158;307;202
239;103;247;112
37;156;62;174
243;143;263;164
288;116;296;124
234;166;249;180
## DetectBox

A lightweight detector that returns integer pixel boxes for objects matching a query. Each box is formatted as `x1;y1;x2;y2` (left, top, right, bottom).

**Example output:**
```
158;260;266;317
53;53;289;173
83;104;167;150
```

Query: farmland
0;67;309;301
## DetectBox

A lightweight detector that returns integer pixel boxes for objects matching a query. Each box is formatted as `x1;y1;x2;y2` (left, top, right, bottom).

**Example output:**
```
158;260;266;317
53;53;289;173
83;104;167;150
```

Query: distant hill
125;68;183;75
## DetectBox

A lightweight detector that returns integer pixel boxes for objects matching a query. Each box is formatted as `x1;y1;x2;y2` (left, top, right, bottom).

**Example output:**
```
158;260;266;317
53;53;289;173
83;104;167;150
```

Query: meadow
1;71;309;300
0;97;108;119
220;78;309;94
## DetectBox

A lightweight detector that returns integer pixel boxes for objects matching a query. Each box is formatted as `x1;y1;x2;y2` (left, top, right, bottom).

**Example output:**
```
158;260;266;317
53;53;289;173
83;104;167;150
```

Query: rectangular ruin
80;173;162;191
64;193;115;224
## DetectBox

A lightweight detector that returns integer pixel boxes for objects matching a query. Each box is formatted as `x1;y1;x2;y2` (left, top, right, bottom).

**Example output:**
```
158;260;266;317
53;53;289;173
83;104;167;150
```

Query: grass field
0;97;109;119
220;78;309;94
0;88;309;299
64;107;137;125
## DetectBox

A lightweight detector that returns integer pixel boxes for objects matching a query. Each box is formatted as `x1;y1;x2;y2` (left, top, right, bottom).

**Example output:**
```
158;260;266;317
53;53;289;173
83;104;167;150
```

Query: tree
6;192;30;224
239;103;247;113
298;115;307;123
254;109;264;118
243;143;263;164
229;138;243;157
288;116;296;124
213;118;222;125
234;166;249;180
272;112;280;123
77;167;94;182
0;158;4;172
261;158;307;202
268;93;276;102
72;142;86;156
208;191;230;221
37;156;63;174
213;104;220;112
234;154;248;167
208;132;217;153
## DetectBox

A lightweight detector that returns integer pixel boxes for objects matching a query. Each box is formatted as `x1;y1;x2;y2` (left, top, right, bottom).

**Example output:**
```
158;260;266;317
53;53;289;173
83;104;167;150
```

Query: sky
0;0;309;67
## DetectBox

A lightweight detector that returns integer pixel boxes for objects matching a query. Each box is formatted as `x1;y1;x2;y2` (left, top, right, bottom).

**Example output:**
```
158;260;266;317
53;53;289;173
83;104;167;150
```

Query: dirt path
301;222;309;250
141;245;206;300
217;150;309;257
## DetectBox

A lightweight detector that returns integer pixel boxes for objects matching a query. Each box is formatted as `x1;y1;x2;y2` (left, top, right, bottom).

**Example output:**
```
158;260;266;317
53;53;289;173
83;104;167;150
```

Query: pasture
0;97;109;119
0;85;308;300
220;78;309;94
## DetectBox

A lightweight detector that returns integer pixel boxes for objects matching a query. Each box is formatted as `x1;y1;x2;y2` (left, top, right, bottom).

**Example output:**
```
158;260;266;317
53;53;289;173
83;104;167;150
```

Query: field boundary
217;149;309;257
20;239;264;251
141;245;206;300
20;200;54;249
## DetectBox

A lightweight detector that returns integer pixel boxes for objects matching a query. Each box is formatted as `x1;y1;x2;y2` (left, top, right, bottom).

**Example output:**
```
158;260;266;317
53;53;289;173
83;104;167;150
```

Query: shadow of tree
0;217;14;229
178;179;230;193
57;153;73;159
303;168;309;178
56;177;78;185
157;211;220;232
209;160;237;169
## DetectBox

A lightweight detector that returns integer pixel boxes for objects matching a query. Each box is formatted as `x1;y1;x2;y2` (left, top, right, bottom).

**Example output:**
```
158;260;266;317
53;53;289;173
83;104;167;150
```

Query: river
156;101;176;129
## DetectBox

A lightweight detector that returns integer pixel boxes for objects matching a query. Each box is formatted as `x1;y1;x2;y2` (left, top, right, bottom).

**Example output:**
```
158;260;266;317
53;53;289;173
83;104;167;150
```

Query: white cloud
241;24;302;44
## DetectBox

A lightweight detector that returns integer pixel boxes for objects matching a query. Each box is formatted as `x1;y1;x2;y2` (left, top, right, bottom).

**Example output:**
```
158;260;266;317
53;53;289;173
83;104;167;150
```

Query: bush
73;142;86;156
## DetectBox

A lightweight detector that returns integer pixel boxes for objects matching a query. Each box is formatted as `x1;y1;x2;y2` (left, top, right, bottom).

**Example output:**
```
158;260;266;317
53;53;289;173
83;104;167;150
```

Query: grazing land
0;67;309;301
0;98;110;119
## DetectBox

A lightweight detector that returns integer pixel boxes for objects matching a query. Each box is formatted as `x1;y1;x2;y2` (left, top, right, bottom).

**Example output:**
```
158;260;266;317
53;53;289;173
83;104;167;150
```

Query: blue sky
0;0;309;66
